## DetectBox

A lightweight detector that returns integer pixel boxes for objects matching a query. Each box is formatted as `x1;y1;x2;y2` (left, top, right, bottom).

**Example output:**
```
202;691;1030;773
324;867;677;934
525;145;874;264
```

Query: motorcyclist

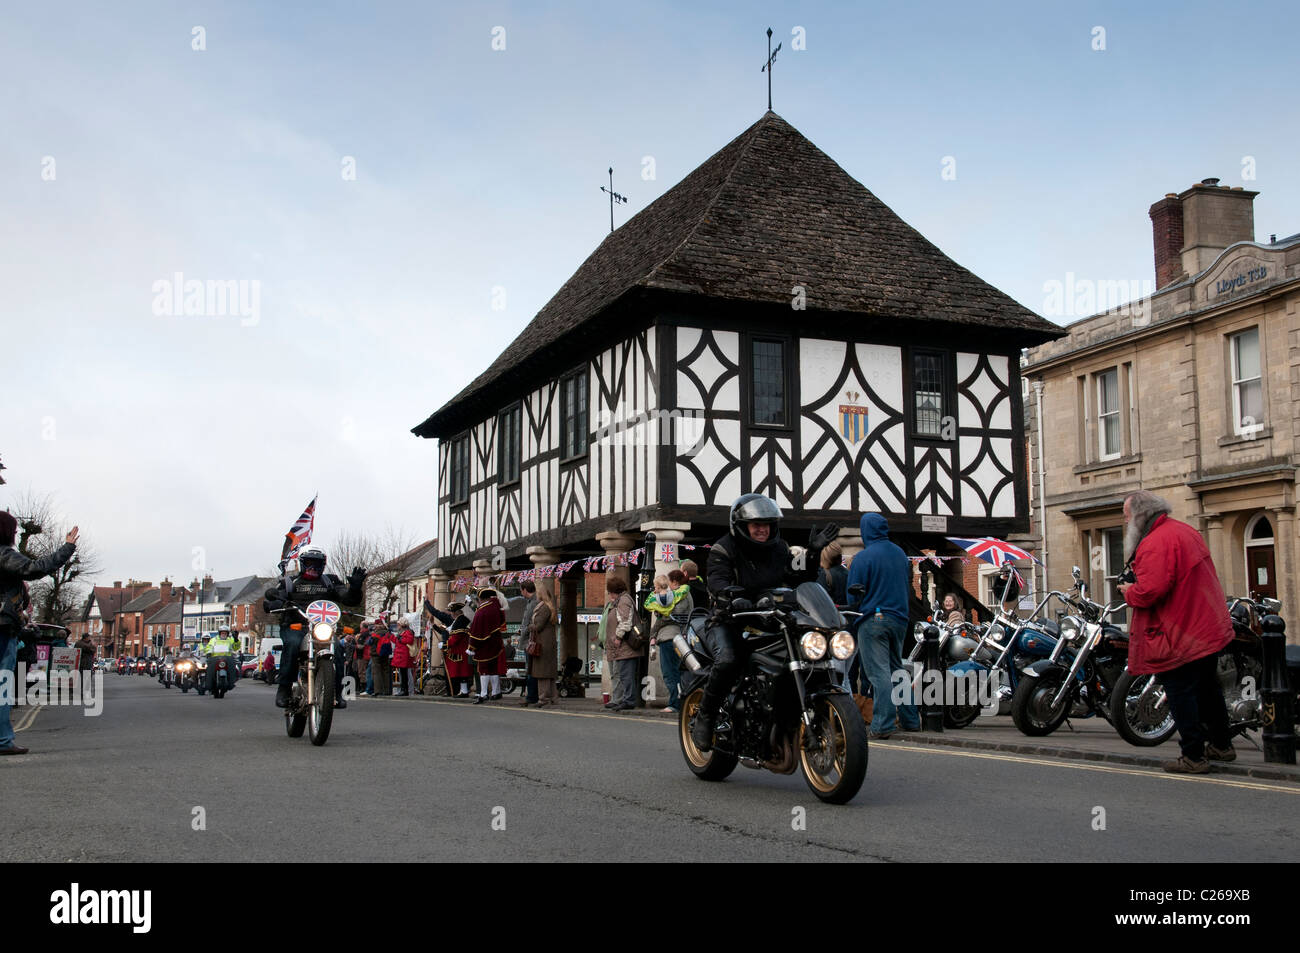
690;493;837;751
263;549;365;709
205;624;240;693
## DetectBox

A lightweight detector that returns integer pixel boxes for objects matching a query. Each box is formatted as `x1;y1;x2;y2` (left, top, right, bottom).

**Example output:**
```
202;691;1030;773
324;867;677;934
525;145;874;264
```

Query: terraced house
413;112;1064;650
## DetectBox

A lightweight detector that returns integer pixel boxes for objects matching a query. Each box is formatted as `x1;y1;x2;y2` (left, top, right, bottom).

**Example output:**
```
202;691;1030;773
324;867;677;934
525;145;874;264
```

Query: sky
2;0;1296;586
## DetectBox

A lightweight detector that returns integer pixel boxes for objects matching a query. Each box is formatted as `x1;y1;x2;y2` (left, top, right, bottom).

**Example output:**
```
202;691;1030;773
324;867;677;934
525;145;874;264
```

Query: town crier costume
443;601;473;697
469;587;508;703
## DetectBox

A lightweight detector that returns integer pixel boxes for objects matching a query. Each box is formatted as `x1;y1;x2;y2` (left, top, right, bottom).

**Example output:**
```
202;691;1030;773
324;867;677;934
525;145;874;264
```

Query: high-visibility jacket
208;635;238;656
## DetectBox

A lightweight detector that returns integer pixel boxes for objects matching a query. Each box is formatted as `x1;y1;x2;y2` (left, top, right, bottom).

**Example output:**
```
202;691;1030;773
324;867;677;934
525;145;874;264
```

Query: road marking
419;697;674;727
14;705;44;733
879;741;1300;794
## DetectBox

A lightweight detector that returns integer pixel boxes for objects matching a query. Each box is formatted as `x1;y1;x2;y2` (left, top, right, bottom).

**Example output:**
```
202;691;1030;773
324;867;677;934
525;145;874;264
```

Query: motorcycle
1112;595;1299;747
175;658;197;693
1010;567;1164;740
677;582;868;804
208;654;236;699
272;600;342;746
158;659;174;688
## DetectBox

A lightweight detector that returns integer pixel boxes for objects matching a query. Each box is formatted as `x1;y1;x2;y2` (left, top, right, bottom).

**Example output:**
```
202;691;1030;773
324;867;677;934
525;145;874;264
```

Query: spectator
0;513;78;755
646;569;692;712
358;623;374;695
817;541;849;606
529;582;559;708
74;631;96;680
518;580;539;706
392;619;415;696
1117;490;1235;774
940;592;965;625
374;622;394;696
849;512;919;739
680;559;709;616
603;576;639;711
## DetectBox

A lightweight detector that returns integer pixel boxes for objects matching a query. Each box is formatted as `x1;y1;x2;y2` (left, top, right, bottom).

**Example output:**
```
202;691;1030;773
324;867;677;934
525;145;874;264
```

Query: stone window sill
1073;453;1141;476
1218;426;1273;448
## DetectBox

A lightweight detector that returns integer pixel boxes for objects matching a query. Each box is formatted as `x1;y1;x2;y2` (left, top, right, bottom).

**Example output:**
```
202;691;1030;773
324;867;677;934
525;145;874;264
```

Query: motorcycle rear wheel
943;705;981;729
308;662;334;746
679;688;738;781
798;693;869;804
1110;671;1176;746
1011;670;1071;736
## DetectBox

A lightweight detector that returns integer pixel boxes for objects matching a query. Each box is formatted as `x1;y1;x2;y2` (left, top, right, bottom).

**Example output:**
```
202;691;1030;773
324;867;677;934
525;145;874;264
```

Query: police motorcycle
269;600;342;746
677;582;867;804
1010;566;1146;739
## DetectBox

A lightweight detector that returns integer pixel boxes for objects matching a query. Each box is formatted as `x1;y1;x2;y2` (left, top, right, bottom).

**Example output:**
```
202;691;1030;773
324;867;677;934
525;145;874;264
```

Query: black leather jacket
705;533;820;617
263;571;364;623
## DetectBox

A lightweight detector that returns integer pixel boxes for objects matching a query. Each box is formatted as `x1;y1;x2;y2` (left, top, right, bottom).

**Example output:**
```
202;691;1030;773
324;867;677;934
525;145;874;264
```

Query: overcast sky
2;0;1296;586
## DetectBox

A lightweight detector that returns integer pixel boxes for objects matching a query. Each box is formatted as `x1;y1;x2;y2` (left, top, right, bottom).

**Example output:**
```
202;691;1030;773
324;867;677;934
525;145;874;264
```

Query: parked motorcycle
1010;566;1164;741
272;600;341;746
677;582;867;804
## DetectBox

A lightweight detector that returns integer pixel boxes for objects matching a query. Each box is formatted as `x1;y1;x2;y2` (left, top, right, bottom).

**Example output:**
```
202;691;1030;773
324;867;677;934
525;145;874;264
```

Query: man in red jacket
1117;490;1234;774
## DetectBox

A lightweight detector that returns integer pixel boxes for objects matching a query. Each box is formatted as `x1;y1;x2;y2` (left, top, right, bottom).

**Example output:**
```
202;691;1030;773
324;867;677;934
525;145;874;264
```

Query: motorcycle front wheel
308;661;334;746
679;687;738;781
1110;671;1176;746
798;693;868;804
1011;670;1072;736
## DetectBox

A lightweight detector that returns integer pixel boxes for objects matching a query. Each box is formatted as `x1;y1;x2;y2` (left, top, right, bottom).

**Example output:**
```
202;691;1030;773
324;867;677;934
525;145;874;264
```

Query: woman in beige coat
529;584;560;707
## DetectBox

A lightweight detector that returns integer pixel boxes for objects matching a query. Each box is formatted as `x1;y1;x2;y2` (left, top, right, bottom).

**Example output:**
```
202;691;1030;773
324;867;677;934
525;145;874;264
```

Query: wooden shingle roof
414;111;1062;438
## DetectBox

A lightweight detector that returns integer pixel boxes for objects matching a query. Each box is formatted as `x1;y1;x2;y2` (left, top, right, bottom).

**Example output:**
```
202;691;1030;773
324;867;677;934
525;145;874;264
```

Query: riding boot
275;684;292;708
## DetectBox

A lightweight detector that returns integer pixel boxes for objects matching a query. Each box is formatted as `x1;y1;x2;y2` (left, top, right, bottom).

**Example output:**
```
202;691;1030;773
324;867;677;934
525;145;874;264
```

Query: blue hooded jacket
846;513;910;624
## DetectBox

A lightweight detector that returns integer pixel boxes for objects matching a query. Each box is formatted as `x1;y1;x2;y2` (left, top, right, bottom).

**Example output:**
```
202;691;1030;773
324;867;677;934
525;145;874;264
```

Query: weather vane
600;167;628;233
761;27;781;112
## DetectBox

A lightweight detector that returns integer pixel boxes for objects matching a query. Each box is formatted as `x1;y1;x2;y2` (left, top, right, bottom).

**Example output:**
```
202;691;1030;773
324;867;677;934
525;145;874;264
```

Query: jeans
365;658;375;694
615;658;639;708
395;667;415;695
657;639;681;709
1159;651;1231;761
278;629;304;688
860;615;918;734
525;675;539;703
0;633;16;748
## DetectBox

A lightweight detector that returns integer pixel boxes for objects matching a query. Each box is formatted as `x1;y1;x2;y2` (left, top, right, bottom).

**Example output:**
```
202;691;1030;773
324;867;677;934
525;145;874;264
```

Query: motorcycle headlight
800;632;828;661
1059;616;1083;644
830;630;855;660
312;622;334;642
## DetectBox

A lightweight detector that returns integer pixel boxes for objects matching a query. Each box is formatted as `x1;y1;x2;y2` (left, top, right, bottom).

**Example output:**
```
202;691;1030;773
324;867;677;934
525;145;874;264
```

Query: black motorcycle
175;658;197;693
208;654;236;699
677;582;867;804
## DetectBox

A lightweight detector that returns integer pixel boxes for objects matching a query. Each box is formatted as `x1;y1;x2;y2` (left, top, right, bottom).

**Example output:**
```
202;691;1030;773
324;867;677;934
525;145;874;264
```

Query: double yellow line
13;705;43;733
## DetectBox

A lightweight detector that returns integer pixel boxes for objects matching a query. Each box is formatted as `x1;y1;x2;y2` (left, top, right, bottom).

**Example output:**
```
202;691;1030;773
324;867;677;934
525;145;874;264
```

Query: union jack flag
945;537;1037;568
658;542;678;564
280;496;316;562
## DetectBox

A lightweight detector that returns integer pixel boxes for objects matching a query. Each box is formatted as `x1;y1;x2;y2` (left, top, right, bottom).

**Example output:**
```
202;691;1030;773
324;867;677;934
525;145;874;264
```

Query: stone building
1023;178;1300;623
413;111;1063;654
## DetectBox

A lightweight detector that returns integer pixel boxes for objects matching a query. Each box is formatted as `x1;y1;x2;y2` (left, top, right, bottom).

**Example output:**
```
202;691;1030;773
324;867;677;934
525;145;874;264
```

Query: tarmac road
2;675;1296;863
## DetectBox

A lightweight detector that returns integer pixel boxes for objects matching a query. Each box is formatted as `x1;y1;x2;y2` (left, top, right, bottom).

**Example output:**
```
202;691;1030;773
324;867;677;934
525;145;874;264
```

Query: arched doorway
1244;513;1276;600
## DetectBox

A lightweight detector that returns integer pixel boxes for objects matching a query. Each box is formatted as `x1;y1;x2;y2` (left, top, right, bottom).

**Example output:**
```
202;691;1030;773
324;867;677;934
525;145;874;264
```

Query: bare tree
367;526;423;614
8;489;101;625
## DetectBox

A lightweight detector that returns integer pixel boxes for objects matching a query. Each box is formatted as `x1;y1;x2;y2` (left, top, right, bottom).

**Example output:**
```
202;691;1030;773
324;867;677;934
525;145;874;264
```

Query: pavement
388;686;1300;783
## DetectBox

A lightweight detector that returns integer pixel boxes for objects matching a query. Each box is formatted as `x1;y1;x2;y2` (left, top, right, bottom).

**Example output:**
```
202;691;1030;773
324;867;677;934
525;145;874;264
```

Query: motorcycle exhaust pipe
672;634;702;672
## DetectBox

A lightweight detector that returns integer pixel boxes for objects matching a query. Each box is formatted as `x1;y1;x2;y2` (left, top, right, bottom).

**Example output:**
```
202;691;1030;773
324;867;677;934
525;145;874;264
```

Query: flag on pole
945;536;1036;567
280;496;317;563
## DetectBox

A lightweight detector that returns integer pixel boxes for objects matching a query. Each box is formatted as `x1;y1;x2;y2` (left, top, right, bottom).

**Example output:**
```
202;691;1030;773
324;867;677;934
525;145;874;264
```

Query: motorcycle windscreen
793;582;844;629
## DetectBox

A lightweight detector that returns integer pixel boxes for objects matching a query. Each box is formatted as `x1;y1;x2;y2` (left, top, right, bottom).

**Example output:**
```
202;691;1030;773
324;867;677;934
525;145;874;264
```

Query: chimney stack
1149;193;1185;291
159;580;173;604
113;580;122;589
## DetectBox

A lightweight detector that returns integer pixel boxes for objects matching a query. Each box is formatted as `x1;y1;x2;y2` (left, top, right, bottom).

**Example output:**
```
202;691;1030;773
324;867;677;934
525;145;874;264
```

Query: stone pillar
837;526;865;566
528;546;569;658
638;522;690;580
1268;506;1295;633
1203;513;1226;582
430;570;453;613
595;532;640;591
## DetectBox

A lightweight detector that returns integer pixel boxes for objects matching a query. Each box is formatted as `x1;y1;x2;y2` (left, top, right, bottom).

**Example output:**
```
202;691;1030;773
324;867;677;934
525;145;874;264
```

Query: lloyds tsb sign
1215;264;1268;296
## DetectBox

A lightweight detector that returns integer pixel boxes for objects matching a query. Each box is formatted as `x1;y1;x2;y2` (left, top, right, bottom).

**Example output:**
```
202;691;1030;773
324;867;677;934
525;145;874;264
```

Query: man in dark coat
0;512;78;755
690;494;835;751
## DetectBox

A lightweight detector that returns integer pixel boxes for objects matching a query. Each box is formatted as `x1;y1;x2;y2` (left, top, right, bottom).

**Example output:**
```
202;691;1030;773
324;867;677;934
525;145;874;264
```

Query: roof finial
600;166;628;234
761;27;781;112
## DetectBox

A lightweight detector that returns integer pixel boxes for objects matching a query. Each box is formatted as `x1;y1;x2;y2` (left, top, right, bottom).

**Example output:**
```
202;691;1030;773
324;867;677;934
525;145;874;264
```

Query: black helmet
729;493;783;551
300;549;327;580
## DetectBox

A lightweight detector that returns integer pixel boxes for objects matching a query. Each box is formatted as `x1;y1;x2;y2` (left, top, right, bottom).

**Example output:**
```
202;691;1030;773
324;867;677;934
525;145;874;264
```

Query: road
2;675;1297;862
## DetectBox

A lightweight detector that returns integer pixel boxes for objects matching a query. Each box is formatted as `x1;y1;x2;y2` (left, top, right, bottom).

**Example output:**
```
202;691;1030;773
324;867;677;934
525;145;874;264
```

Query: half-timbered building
413;112;1064;634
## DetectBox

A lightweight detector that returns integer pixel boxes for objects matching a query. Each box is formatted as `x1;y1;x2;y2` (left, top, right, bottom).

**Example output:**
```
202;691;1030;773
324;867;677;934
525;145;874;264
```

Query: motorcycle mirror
1072;566;1082;579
